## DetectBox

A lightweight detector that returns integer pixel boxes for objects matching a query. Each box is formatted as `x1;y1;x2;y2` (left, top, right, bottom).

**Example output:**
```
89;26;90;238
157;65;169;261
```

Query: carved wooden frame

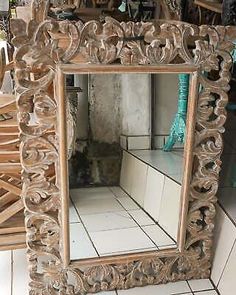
11;2;236;293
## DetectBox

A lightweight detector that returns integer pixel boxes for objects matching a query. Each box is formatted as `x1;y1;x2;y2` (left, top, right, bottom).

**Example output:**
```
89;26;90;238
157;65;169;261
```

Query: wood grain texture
11;1;236;293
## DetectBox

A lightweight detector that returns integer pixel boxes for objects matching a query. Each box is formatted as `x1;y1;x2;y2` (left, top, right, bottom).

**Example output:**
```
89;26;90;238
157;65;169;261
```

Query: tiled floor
0;248;220;294
69;186;176;260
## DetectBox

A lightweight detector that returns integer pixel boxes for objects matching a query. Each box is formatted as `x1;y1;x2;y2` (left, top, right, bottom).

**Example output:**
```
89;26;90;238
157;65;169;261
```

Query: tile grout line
113;186;177;248
186;280;194;294
215;237;236;288
10;250;13;295
71;186;175;257
116;185;177;245
99;246;157;256
186;279;220;294
154;175;177;244
108;187;161;250
70;196;101;258
209;278;221;295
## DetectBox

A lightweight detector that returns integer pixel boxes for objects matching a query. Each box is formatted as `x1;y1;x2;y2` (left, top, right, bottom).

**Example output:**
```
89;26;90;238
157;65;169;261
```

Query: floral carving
12;5;236;294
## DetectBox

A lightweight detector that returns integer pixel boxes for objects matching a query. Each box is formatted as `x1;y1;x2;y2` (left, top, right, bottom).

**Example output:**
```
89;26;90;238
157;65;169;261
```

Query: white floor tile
158;177;181;241
88;292;117;295
128;209;155;226
69;201;80;223
12;249;29;295
0;250;11;295
90;227;156;255
109;186;128;198
142;225;176;248
211;204;236;286
117;280;191;295
70;187;114;200
218;241;236;295
70;223;98;260
120;151;135;195
193;291;217;295
80;211;137;232
188;279;214;291
130;157;148;207
74;197;124;215
101;247;157;257
144;167;164;222
117;197;140;210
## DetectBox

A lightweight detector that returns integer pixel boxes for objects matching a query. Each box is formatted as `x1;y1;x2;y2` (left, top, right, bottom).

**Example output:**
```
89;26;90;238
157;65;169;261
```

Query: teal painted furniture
163;73;190;152
164;45;236;188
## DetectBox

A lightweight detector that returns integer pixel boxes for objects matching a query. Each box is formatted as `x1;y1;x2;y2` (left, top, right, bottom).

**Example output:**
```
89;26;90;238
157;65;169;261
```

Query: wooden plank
194;0;223;14
0;226;25;235
0;199;24;224
0;116;17;127
0;136;19;145
0;131;18;135
59;63;197;74
0;93;16;105
0;211;25;235
0;178;21;195
0;101;16;115
0;232;25;246
0;192;19;207
0;243;26;251
160;0;172;19
0;142;19;151
0;163;21;173
0;151;20;162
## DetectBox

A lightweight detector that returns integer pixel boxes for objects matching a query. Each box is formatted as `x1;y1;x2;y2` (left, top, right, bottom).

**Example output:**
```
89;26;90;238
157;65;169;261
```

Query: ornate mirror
11;1;236;293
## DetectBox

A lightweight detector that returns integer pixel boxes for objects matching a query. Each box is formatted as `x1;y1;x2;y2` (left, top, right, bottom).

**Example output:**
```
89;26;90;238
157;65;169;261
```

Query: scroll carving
12;12;235;295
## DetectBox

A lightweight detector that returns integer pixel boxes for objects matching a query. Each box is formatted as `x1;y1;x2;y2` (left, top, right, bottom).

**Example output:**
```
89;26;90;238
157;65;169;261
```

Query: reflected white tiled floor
81;211;137;232
128;209;155;226
142;224;176;247
69;186;176;259
70;223;98;260
90;227;156;255
0;248;220;295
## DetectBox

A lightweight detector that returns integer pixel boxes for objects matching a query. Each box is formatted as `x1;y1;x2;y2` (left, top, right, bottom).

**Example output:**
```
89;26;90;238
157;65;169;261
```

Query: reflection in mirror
66;73;190;260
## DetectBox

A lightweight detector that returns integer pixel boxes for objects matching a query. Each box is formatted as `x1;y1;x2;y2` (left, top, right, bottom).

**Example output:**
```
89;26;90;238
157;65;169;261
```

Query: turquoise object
233;42;236;62
163;73;190;152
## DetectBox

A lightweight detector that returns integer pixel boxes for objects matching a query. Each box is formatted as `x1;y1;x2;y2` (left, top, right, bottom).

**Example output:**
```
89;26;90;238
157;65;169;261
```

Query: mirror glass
66;73;190;260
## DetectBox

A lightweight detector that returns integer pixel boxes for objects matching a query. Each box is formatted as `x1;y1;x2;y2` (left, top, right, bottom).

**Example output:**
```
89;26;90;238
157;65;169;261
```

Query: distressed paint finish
121;74;151;137
11;3;236;294
89;74;121;143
